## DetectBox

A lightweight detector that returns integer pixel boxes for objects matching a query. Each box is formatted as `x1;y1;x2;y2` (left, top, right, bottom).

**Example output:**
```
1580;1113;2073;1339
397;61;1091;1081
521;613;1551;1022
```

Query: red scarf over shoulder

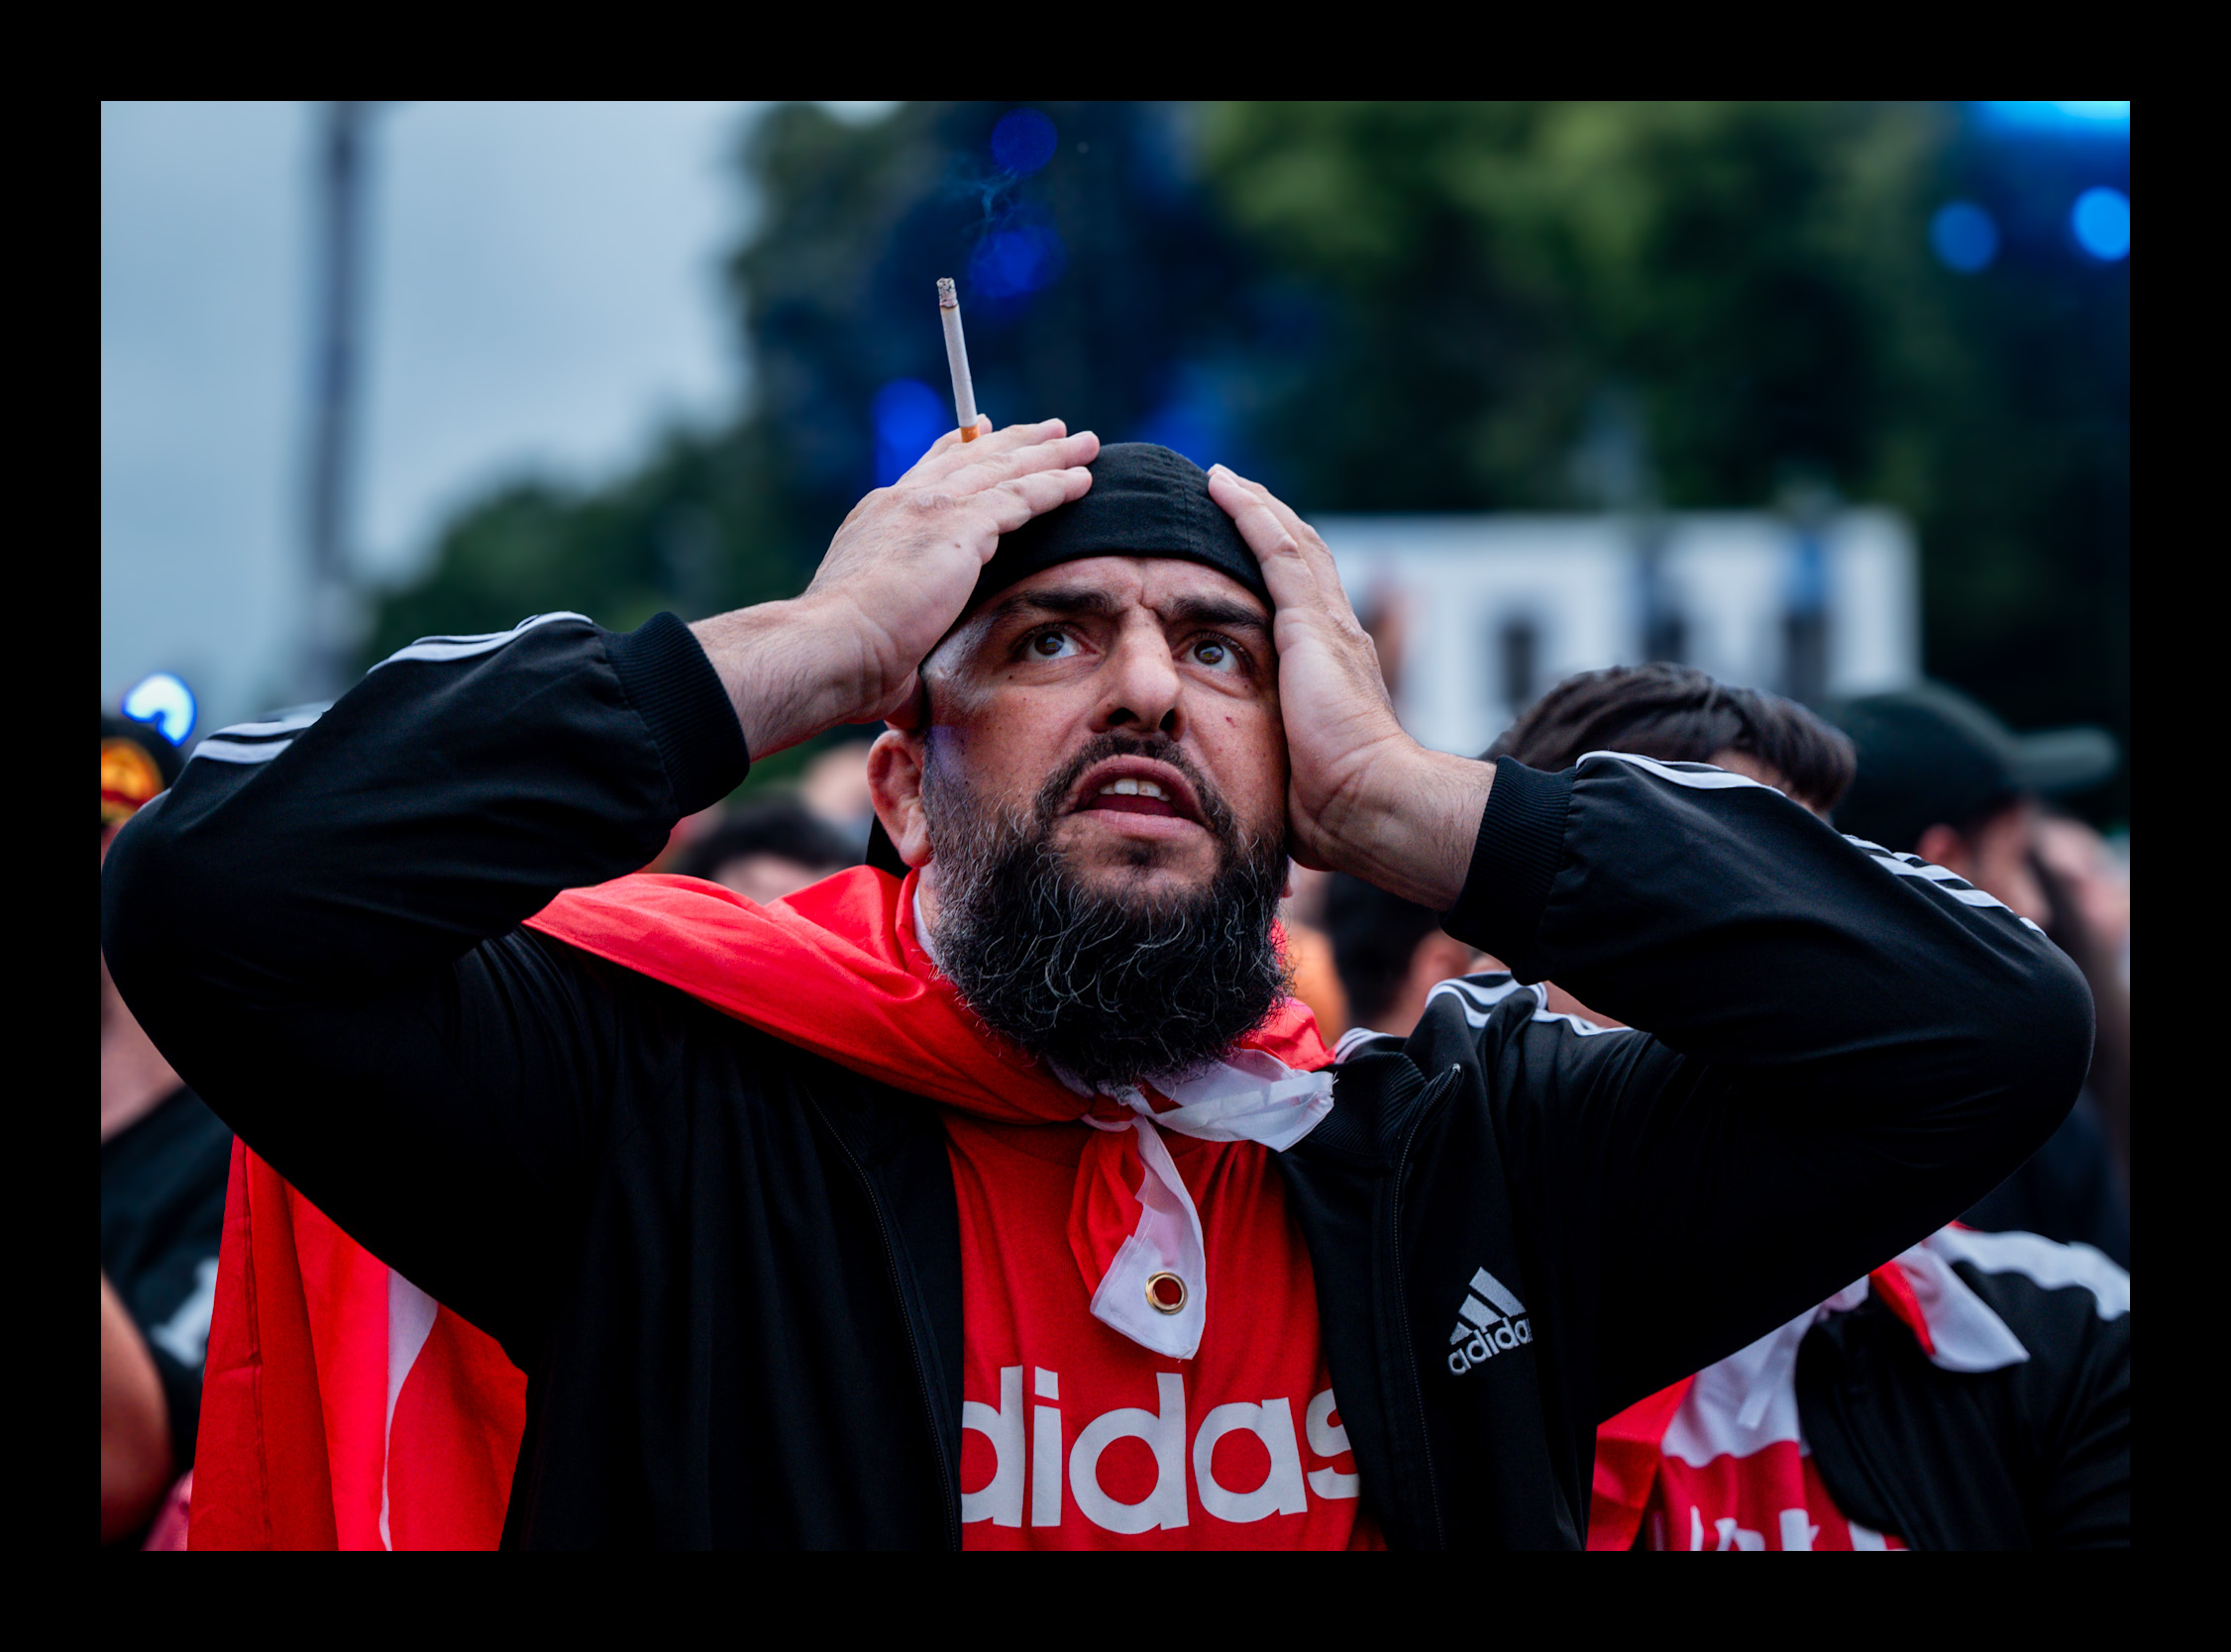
526;866;1330;1308
192;866;1328;1548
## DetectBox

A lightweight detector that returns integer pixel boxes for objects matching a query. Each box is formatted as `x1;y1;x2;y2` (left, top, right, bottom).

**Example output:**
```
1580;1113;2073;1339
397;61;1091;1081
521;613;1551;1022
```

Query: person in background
102;713;231;1546
1832;684;2127;1266
798;738;879;853
1486;663;1856;811
2034;811;2129;986
1326;664;1854;1047
670;795;861;905
2032;811;2129;1204
1276;864;1350;1043
1322;874;1475;1041
1444;666;2125;1550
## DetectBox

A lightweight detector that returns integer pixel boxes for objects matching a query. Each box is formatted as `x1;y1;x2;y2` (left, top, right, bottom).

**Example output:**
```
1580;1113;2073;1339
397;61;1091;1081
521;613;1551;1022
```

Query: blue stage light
872;379;952;487
1930;202;2000;273
1977;101;2130;135
990;110;1058;177
122;671;197;744
2072;187;2131;260
969;212;1067;300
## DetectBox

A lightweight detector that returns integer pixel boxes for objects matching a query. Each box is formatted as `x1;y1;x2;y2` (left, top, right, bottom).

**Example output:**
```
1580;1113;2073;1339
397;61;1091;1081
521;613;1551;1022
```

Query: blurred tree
362;101;1264;782
363;420;797;660
1197;101;2128;817
364;100;2126;818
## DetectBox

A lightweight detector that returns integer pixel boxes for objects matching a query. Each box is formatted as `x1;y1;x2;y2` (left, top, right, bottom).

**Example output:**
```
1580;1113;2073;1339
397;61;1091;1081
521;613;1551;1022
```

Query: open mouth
1089;776;1182;818
1068;759;1206;827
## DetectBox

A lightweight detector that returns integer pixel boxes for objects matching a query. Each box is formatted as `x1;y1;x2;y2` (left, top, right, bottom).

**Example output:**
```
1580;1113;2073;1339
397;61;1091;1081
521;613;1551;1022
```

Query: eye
1026;627;1079;660
1191;636;1245;674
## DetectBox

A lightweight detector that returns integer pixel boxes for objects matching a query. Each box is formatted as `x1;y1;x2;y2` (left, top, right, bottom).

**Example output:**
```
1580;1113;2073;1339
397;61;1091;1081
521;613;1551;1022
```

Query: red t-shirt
1639;1442;1907;1551
944;1112;1383;1548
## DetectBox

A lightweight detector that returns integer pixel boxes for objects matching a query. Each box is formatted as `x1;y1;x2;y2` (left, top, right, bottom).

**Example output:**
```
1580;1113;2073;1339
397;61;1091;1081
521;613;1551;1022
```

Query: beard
923;732;1292;1092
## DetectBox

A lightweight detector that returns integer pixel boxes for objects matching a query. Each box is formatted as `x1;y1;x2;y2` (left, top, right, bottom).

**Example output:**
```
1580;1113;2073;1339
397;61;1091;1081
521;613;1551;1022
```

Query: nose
1093;616;1184;739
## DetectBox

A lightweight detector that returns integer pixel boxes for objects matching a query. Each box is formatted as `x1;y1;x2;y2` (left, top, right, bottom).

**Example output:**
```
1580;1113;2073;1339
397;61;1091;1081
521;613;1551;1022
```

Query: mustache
1032;732;1243;846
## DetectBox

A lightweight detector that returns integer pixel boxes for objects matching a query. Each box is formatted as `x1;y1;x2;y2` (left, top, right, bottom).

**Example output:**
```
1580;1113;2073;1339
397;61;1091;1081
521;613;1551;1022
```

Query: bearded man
102;426;2089;1549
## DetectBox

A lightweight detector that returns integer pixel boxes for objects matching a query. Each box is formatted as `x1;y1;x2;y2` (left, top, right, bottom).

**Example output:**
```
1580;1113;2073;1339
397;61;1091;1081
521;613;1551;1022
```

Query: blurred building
1320;509;1918;759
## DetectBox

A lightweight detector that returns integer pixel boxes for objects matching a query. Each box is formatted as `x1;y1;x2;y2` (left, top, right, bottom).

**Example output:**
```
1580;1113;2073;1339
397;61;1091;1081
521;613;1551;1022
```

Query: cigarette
937;277;980;440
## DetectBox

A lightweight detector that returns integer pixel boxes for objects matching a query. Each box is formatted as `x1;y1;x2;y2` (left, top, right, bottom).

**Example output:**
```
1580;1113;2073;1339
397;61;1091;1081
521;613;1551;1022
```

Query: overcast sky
101;101;767;732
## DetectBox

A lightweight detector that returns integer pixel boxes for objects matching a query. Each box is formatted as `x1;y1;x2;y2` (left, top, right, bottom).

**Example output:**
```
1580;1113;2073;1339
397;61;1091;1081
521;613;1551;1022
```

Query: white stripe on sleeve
208;707;327;740
1577;750;1776;793
369;610;592;670
191;737;296;765
1426;975;1635;1037
1860;848;2044;932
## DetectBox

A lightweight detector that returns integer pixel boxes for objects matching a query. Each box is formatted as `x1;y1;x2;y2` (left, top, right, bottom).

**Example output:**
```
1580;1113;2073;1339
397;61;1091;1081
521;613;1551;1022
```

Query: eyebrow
1161;593;1272;637
985;584;1272;639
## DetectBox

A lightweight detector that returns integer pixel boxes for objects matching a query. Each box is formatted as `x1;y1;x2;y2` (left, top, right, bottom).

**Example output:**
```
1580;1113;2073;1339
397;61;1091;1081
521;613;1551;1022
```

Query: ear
1914;822;1971;879
867;729;934;870
1408;931;1478;995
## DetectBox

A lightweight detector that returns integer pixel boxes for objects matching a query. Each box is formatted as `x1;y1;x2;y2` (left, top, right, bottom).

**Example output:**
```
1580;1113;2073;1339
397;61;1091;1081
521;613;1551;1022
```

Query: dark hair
673;797;860;882
1484;664;1856;812
1322;873;1446;1031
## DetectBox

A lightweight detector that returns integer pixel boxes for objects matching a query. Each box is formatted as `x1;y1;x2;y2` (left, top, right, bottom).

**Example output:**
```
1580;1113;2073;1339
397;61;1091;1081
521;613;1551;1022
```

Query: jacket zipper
812;1102;963;1550
1386;1065;1458;1548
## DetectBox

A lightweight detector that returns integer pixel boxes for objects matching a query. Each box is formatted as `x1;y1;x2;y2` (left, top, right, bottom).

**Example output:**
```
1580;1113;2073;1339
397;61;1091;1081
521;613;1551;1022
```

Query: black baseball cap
1829;682;2118;854
866;442;1267;875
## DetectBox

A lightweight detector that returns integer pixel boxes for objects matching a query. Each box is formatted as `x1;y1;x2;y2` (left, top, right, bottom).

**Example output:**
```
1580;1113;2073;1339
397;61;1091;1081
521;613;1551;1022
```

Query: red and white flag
189;1141;526;1550
1589;1235;2042;1551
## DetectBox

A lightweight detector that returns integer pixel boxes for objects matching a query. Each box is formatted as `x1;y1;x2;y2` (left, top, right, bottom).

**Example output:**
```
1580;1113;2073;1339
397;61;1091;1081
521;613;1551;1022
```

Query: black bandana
968;442;1269;614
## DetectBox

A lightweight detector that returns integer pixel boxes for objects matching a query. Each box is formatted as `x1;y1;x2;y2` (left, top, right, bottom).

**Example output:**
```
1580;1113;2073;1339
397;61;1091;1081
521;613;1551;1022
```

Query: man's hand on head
1207;466;1491;910
691;419;1099;758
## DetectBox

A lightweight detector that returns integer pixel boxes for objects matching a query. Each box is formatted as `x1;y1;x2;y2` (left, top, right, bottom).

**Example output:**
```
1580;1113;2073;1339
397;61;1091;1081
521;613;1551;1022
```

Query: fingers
893;424;1099;543
920;413;1025;457
914;413;993;462
979;464;1096;539
944;427;1101;497
1207;466;1326;612
1208;465;1357;618
906;418;1085;488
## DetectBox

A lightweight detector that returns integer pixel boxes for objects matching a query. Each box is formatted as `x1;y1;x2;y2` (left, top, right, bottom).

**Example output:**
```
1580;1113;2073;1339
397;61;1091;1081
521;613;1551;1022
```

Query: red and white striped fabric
1590;1230;2033;1551
188;1142;526;1549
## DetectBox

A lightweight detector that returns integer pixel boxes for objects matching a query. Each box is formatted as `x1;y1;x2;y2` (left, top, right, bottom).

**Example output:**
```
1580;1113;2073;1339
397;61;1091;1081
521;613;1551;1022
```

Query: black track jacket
100;612;2092;1549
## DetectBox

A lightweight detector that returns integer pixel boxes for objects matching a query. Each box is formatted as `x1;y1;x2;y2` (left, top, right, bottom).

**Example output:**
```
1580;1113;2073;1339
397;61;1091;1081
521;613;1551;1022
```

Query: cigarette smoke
951;108;1068;305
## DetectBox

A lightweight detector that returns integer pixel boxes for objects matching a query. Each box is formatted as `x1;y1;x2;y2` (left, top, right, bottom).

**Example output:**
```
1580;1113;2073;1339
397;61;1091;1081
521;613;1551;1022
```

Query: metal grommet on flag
1145;1271;1187;1315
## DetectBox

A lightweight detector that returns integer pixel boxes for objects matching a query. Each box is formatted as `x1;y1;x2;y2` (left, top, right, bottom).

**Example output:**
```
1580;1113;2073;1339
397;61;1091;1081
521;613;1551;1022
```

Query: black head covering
966;442;1269;614
1828;681;2118;853
865;442;1268;874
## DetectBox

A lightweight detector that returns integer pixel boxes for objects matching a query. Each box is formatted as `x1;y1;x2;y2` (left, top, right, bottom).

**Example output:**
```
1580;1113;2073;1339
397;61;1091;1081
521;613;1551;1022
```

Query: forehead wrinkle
1157;592;1269;637
981;585;1126;629
984;582;1267;640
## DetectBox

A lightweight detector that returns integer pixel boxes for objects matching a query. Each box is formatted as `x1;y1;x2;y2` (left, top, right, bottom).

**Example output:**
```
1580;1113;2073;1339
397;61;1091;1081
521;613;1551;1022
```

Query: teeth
1098;777;1168;800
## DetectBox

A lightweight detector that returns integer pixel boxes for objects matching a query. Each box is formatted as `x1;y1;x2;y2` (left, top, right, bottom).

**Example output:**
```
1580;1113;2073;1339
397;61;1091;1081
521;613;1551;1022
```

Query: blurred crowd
101;664;2128;1549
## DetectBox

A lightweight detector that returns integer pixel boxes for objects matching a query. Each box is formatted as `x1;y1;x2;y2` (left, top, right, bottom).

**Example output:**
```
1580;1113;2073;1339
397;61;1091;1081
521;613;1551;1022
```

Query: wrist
1324;744;1493;911
691;597;875;760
